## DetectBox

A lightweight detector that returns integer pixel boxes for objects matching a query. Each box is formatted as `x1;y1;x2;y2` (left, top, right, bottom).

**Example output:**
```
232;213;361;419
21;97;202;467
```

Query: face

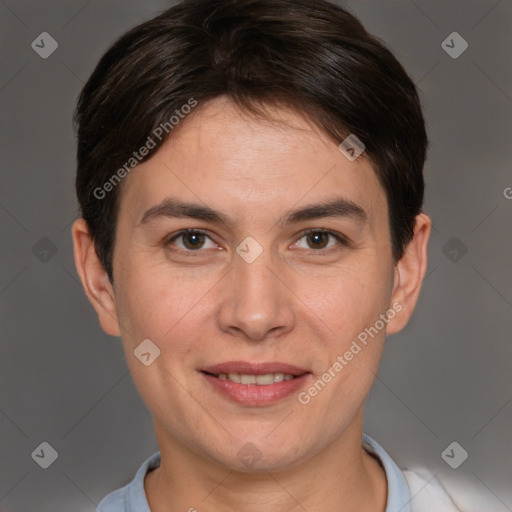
75;96;429;472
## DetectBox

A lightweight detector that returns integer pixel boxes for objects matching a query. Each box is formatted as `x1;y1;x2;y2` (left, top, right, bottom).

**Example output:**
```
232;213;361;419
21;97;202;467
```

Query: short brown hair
74;0;428;283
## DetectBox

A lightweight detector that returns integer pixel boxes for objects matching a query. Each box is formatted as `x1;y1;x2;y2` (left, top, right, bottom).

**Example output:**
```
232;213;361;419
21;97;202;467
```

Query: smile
209;372;296;385
199;362;311;406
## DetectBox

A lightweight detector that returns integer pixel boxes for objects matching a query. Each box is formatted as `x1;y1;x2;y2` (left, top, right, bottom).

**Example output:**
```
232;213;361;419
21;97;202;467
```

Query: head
73;0;430;471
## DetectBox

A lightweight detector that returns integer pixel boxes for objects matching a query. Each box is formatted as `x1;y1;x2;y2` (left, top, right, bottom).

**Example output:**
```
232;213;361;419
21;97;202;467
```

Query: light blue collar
363;433;412;512
97;433;412;512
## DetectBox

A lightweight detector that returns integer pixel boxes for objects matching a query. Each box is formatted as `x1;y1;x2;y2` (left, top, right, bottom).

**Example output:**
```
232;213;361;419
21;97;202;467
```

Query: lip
200;361;311;407
201;361;310;376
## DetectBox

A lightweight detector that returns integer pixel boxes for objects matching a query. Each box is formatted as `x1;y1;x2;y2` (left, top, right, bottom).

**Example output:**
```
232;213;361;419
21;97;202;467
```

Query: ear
71;218;121;337
386;213;431;335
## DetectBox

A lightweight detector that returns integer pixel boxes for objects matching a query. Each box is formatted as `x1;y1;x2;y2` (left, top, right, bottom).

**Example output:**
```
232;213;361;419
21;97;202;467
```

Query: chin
211;438;307;473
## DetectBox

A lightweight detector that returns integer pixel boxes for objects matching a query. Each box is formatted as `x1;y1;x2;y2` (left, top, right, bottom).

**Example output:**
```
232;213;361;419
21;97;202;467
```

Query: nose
216;248;296;342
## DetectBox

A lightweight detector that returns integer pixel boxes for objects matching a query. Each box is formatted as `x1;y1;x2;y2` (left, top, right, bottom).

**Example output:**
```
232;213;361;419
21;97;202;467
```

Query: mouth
201;371;298;385
199;361;311;406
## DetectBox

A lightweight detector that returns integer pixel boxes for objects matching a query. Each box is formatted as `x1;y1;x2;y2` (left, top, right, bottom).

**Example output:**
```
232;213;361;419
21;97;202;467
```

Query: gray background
0;0;511;510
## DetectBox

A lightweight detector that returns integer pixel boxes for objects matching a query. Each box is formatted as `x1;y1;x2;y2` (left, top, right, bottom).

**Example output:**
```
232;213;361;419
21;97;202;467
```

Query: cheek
112;263;210;417
298;275;391;436
114;253;198;336
297;257;393;407
303;257;393;341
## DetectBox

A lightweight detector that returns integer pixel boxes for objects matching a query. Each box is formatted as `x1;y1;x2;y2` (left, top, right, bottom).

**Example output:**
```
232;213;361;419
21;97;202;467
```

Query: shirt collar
124;434;411;512
362;433;412;512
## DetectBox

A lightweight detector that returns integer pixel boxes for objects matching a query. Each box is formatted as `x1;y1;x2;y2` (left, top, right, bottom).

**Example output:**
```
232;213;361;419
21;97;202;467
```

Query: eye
165;228;348;255
293;229;348;251
166;229;218;252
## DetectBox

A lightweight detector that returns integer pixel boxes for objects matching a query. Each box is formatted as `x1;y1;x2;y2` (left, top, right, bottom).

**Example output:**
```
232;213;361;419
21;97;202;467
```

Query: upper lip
201;361;310;376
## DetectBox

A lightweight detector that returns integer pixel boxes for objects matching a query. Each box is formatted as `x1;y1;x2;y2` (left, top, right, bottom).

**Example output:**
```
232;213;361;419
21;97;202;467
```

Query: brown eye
181;231;206;250
294;229;348;251
166;230;217;252
306;231;330;249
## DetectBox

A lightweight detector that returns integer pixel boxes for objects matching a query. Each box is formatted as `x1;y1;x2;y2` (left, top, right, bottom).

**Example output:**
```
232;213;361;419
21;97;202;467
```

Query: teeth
239;374;256;385
215;372;297;385
227;373;241;383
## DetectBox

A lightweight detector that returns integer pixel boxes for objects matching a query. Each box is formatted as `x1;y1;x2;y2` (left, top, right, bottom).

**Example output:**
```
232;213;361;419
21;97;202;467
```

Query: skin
73;96;431;512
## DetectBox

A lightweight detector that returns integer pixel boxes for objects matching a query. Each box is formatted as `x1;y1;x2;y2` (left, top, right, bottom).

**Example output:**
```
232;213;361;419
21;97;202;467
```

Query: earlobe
71;218;121;337
386;213;431;335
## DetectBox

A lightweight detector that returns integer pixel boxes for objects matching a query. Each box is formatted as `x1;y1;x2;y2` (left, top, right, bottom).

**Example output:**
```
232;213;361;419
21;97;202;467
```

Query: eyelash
165;228;349;256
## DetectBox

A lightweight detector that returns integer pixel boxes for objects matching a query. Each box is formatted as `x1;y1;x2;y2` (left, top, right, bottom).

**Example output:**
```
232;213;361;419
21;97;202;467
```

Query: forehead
117;97;386;228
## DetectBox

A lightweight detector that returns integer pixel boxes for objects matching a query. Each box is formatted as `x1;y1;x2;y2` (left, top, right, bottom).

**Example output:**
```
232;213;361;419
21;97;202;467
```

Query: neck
144;413;387;512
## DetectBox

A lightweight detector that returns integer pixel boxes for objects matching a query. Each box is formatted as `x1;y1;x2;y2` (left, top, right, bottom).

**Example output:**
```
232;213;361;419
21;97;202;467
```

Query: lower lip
201;372;311;406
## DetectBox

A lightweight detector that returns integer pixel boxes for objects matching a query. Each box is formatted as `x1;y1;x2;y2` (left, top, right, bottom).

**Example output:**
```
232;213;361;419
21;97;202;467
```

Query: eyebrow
138;197;367;228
